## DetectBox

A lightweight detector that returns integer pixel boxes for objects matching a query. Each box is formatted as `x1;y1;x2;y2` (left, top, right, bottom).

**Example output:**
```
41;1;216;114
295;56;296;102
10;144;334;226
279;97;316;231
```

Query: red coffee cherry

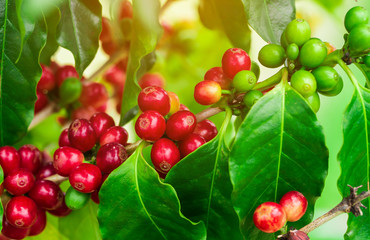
100;17;113;43
103;65;126;89
35;163;56;180
55;65;79;87
178;133;206;158
2;217;30;239
166;110;197;141
34;91;49;114
119;0;133;19
204;67;231;89
79;82;109;109
151;138;180;174
68;119;97;152
90;112;115;139
28;206;47;236
99;126;129;146
71;105;96;120
69;163;102;193
253;202;286;233
96;143;128;174
135;111;166;141
138;73;165;89
28;180;64;210
90;174;108;204
194;80;222;105
193;119;218;142
47;195;72;217
0;146;21;176
58;129;71;147
5;196;37;228
37;64;56;92
222;48;251;79
179;104;189;111
4;168;35;196
279;191;308;222
53;146;84;176
18;144;42;174
138;86;171;116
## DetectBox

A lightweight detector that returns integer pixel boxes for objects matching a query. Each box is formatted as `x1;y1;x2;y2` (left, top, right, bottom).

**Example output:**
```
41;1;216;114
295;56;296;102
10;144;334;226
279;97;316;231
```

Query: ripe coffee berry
138;73;165;89
166;110;197;141
68;119;97;152
151;138;180;174
178;133;206;158
2;217;30;239
53;146;84;176
0;146;21;176
204;67;231;90
4;168;35;195
135;111;166;141
193;119;218;142
99;126;129;146
34;91;49;114
79;82;109;109
28;207;47;236
253;202;286;233
194;80;222;105
138;86;171;116
6;196;37;228
58;129;71;147
69;163;102;193
90;112;115;139
55;65;79;87
35;163;57;180
47;195;72;217
37;64;55;92
222;48;251;79
96;143;128;173
18;144;42;174
279;191;308;222
103;65;126;89
28;180;63;210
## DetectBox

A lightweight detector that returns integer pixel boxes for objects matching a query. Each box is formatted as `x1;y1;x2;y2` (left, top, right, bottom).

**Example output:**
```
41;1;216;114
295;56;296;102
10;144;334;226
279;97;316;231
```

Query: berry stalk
252;68;283;91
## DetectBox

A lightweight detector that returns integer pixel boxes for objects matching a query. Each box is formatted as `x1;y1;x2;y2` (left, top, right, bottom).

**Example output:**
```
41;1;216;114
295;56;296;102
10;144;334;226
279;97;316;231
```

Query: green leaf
0;0;47;145
59;201;101;239
26;214;68;240
119;0;162;125
165;108;243;240
98;144;206;240
40;6;61;65
198;0;251;51
230;82;328;239
56;0;102;76
243;0;295;44
338;82;370;240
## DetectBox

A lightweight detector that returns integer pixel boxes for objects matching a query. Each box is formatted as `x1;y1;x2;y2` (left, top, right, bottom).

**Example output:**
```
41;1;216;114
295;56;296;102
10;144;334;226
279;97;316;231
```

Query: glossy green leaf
243;0;295;44
40;6;61;65
0;0;47;145
119;0;162;125
27;214;68;240
165;108;242;240
56;0;101;76
230;82;328;239
338;80;370;240
59;201;101;240
98;144;206;240
198;0;251;51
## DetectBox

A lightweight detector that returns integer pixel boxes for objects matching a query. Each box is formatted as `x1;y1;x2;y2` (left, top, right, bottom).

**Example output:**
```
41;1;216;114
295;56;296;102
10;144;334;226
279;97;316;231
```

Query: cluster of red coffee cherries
0;144;69;239
35;63;109;121
134;84;218;177
253;191;308;234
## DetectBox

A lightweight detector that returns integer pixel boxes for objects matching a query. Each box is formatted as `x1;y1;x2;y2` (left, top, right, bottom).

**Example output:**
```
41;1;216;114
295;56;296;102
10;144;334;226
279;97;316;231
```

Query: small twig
45;174;68;184
195;107;223;123
29;102;59;130
125;140;143;153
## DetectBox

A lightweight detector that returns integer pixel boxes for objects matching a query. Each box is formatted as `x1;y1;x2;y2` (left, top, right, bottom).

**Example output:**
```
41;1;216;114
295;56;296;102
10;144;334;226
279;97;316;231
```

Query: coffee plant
0;0;369;239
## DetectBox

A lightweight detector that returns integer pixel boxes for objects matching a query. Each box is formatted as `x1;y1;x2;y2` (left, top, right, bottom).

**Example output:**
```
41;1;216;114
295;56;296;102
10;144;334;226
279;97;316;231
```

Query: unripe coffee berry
99;126;129;146
135;111;166;141
18;144;42;174
232;70;257;92
96;143;128;174
90;112;115;139
290;70;317;97
253;202;286;233
194;80;222;105
65;187;91;210
279;191;308;222
55;65;79;87
258;44;286;68
285;19;311;47
166;110;197;141
151;138;180;174
193;119;218;142
168;91;180;115
68;119;97;152
59;77;82;105
28;180;64;210
69;163;102;193
243;90;263;108
178;133;206;158
4;168;35;195
6;196;37;228
138;86;170;116
222;48;251;79
0;146;21;176
53;146;84;176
